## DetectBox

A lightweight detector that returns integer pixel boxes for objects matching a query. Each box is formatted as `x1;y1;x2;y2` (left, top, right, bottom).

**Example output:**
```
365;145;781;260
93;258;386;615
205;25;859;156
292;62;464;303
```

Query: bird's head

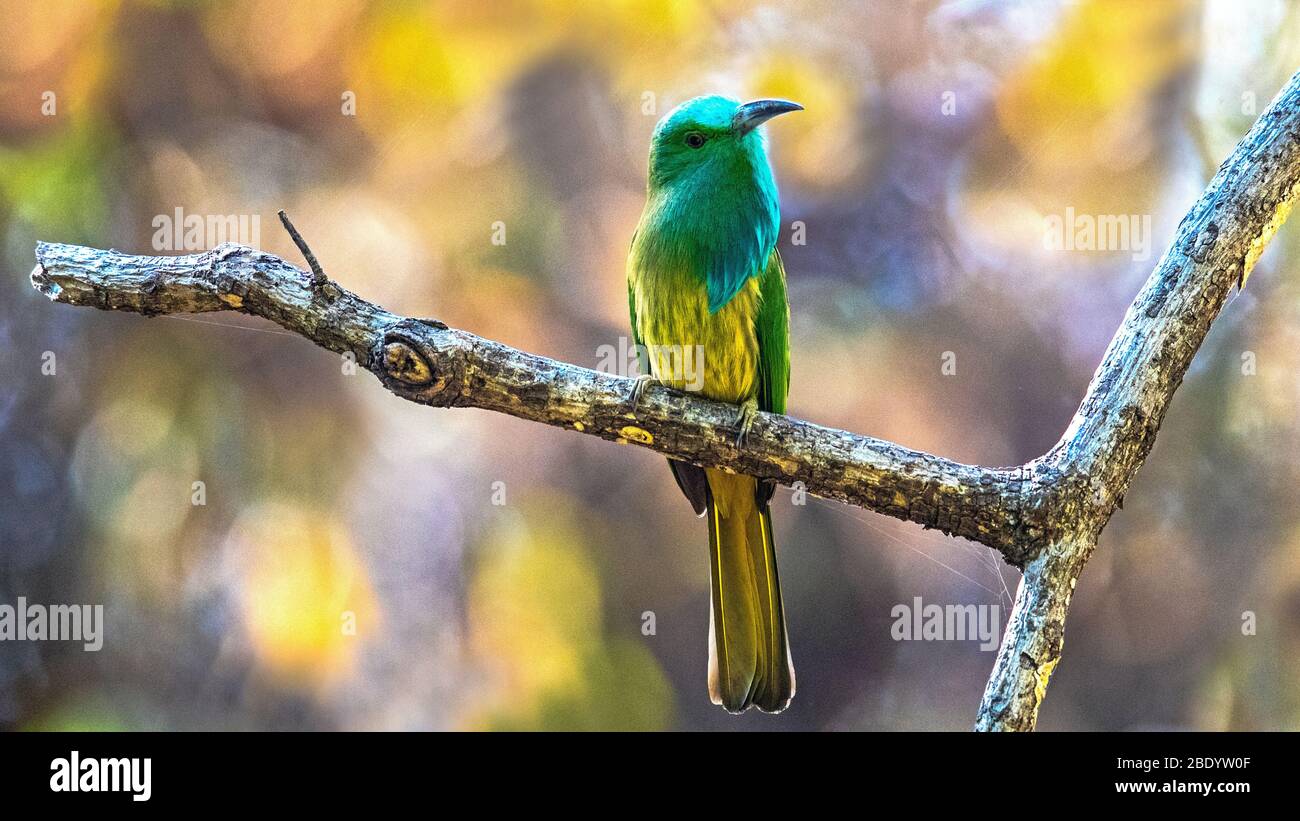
636;95;801;312
647;96;802;190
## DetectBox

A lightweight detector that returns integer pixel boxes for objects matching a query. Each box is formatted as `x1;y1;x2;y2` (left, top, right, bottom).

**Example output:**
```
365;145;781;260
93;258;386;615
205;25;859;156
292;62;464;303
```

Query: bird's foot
733;396;759;448
626;374;660;415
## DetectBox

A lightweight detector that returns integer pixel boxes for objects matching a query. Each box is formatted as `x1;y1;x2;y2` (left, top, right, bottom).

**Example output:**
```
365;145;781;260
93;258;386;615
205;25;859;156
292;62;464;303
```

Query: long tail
705;469;794;713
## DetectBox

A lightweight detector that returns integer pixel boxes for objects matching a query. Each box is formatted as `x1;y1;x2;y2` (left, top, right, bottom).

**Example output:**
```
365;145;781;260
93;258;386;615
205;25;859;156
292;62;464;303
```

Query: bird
626;95;801;713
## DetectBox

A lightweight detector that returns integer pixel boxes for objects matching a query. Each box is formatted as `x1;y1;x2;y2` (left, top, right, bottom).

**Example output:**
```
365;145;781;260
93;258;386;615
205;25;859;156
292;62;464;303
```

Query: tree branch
28;241;1053;564
975;69;1300;730
28;68;1300;731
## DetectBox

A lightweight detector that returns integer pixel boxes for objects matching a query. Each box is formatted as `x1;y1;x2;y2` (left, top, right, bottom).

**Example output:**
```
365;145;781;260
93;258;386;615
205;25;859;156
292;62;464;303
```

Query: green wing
627;274;644;356
756;249;790;416
753;249;790;509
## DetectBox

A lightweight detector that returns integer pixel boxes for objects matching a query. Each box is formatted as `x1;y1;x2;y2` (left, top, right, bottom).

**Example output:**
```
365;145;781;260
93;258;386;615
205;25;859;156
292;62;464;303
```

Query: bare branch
27;68;1300;732
28;240;1052;564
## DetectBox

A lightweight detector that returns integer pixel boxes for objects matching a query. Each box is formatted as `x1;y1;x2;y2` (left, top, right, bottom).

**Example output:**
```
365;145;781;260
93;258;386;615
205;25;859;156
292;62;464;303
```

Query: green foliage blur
2;0;1299;730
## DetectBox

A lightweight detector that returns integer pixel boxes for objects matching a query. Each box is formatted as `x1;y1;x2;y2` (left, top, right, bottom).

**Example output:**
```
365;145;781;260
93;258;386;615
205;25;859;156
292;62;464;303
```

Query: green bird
627;96;801;713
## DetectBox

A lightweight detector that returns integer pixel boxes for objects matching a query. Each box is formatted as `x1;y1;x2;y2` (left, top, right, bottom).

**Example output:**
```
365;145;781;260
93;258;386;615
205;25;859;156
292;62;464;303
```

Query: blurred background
1;0;1299;731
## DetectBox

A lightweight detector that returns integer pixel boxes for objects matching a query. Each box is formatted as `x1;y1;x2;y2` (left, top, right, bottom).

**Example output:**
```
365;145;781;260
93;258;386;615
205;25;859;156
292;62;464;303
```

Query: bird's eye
685;132;706;148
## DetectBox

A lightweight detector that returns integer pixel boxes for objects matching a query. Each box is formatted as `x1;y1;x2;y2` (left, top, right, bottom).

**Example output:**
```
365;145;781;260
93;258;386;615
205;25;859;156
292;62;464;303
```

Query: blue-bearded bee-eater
627;96;801;713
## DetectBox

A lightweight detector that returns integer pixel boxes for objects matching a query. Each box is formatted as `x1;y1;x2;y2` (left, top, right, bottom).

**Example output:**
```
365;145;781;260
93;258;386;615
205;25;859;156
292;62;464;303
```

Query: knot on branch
383;341;432;385
374;322;458;404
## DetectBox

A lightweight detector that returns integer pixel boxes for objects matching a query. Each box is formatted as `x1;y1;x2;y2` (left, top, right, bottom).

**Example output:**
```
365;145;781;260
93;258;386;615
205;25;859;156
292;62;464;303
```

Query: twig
277;209;328;287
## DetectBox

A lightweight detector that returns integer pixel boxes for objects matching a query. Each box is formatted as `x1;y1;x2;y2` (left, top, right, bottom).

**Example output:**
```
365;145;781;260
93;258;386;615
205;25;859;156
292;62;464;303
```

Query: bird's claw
733;397;759;449
627;374;659;415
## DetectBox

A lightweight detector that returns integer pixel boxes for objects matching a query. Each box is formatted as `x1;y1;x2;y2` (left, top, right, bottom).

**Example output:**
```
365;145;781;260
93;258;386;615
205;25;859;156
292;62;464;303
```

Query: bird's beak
732;99;803;136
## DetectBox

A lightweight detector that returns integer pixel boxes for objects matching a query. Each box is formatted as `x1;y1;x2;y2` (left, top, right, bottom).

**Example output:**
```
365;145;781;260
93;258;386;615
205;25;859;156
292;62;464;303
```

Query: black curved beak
732;99;803;136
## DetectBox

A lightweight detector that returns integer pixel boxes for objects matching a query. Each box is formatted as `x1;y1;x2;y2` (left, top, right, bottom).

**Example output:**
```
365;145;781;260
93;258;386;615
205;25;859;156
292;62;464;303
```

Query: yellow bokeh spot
464;495;674;729
468;503;601;704
231;503;377;689
748;55;868;188
997;0;1197;173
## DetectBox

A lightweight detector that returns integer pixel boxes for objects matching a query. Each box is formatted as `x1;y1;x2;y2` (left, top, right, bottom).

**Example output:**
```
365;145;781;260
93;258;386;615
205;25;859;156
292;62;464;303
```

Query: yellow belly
630;267;761;404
